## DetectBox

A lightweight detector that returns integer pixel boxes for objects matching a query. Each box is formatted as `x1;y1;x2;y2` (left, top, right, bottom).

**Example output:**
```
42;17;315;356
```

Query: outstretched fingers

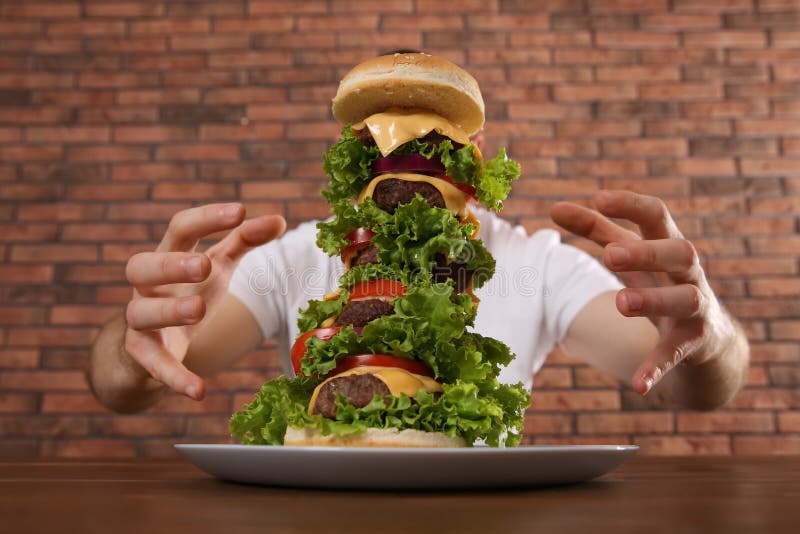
550;201;640;247
158;203;245;253
124;329;206;400
594;190;682;241
211;214;287;261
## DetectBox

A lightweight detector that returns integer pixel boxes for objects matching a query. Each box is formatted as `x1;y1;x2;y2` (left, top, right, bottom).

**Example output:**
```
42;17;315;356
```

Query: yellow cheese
358;173;468;219
308;365;442;415
352;109;471;157
320;316;336;328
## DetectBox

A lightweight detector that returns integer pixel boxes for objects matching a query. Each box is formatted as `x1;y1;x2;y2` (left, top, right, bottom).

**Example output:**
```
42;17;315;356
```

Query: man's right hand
122;203;285;401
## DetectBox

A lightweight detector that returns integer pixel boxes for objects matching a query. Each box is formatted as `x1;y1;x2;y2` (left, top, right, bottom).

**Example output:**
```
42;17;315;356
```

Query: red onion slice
371;154;445;176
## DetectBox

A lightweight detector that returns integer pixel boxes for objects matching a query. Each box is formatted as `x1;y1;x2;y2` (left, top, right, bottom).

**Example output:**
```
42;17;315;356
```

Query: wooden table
1;456;797;533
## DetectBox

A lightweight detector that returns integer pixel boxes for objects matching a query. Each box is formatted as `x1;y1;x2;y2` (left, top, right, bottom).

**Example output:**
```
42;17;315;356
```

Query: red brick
560;159;648;176
728;388;800;409
113;126;197;143
750;196;800;215
602;138;688;156
129;54;206;71
749;278;800;297
0;370;86;391
117;89;200;105
770;321;800;340
156;144;239;161
17;203;105;222
749;236;800;255
523;414;573;435
531;391;621;411
0;145;63;162
785;139;800;154
11;245;98;263
597;65;680;82
248;0;328;14
168;1;244;16
556;120;641;138
131;19;211;35
0;184;59;201
0;393;39;414
61;223;149;242
578;412;673;434
778;412;800;432
510;66;592;84
641;82;723;100
24;126;110;143
0;307;46;325
84;2;165;17
736;119;800;136
749;343;800;363
0;2;81;18
596;31;679;48
678;412;776;433
0;225;58;242
152;183;237;201
0;126;21;142
728;82;800;99
77;107;159;124
640;13;721;29
57;265;126;284
213;16;295;33
112;163;195;181
685;30;767;48
645;119;732;137
0;20;43;35
554;84;637;101
554;48;637;65
682;99;768;118
674;0;753;12
733;436;800;455
511;140;598;158
704;217;794;236
48;20;126;36
636;436;731;456
511;32;592;47
204;87;285;104
49;306;119;326
208;51;292;69
0;350;39;368
199;124;284;141
85;37;167;53
0;416;89;437
0;265;53;283
651;158;737;176
170;34;250;51
741;158;800;176
773;30;800;47
67;146;150;163
603;176;689;196
78;72;159;88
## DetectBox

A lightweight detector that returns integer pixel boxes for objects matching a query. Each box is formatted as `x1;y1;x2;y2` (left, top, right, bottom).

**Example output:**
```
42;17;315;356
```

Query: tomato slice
348;279;406;301
438;174;477;199
330;354;434;378
340;227;375;265
291;327;340;375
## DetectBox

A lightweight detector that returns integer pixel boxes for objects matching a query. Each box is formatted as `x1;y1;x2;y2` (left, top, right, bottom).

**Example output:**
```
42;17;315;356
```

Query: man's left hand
550;190;738;395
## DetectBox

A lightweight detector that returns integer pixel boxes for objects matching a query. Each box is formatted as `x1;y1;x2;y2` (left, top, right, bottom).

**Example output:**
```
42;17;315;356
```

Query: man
88;187;749;415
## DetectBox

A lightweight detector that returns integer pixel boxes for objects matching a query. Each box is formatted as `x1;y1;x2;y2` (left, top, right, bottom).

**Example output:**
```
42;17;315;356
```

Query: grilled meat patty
372;178;446;214
312;373;390;419
333;298;395;328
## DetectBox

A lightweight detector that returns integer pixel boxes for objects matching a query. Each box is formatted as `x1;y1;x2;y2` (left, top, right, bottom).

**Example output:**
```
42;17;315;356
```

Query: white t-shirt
228;208;623;391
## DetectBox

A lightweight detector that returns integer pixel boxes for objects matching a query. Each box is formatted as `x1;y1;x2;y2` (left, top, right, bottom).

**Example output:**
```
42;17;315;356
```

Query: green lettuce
229;375;530;447
321;126;520;210
317;197;495;288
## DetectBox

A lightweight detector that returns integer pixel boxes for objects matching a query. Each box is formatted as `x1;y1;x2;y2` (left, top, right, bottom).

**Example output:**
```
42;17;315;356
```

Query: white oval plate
175;443;638;490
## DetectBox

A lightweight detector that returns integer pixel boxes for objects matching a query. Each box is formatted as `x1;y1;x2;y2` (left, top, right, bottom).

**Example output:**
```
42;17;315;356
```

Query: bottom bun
284;426;466;448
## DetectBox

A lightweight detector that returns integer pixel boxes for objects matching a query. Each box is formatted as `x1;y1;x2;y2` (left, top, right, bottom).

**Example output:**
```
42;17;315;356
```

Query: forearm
87;313;165;413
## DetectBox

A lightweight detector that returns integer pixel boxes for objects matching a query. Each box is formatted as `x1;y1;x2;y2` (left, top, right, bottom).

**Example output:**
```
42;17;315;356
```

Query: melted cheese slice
351;109;471;157
308;365;442;415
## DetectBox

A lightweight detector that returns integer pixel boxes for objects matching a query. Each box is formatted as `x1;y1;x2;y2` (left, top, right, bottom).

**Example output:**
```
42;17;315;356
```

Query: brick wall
0;0;798;458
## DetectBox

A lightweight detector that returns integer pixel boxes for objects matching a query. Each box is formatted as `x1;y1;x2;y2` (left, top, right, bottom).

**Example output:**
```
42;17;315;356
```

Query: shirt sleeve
540;232;624;345
227;243;287;342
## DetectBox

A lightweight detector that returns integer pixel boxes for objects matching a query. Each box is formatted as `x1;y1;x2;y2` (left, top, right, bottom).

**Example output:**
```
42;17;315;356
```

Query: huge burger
230;52;529;448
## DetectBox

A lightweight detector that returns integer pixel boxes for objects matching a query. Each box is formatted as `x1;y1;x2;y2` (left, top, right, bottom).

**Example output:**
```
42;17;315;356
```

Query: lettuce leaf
229;375;530;447
317;197;495;288
321;126;520;210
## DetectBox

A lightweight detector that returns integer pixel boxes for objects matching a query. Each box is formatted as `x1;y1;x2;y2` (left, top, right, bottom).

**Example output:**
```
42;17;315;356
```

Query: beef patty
372;178;445;214
312;373;390;419
333;298;394;328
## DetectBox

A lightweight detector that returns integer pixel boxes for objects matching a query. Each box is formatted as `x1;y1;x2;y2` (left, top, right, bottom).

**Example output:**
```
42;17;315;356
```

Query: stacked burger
231;53;530;448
